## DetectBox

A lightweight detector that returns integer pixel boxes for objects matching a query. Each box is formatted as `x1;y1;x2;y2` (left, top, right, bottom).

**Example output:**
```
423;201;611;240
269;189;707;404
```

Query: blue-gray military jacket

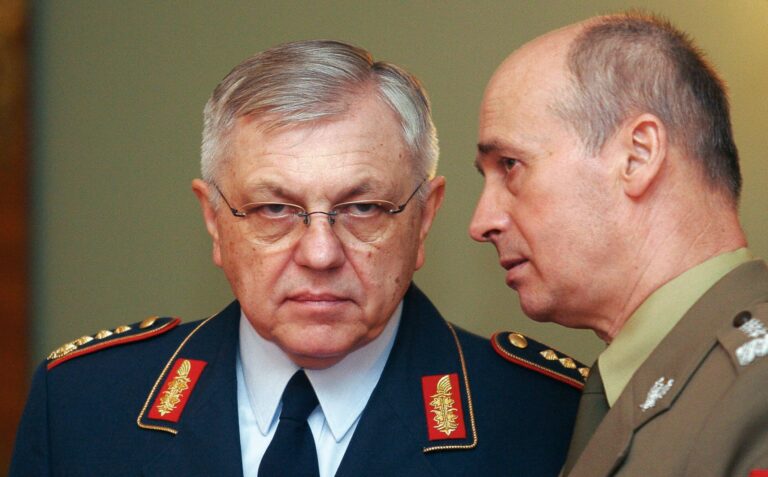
11;285;583;476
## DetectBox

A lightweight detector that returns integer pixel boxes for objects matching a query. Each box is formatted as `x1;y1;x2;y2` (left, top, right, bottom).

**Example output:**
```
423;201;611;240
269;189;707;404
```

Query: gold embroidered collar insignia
421;373;467;441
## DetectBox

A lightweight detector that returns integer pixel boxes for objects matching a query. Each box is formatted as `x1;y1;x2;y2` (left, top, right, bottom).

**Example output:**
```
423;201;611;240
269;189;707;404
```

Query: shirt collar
238;301;402;442
599;248;753;406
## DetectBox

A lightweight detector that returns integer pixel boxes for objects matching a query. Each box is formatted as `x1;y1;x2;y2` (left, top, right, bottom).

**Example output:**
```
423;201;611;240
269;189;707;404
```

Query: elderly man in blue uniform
470;12;768;477
11;40;583;476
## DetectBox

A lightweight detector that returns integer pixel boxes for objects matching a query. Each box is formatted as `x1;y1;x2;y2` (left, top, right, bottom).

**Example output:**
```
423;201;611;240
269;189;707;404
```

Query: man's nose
468;185;506;243
293;217;346;270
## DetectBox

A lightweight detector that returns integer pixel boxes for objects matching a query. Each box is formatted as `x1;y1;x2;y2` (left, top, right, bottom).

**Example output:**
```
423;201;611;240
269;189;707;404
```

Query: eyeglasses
213;179;425;244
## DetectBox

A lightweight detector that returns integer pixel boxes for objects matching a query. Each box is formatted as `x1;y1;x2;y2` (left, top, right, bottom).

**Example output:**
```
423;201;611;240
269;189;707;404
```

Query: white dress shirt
236;302;402;477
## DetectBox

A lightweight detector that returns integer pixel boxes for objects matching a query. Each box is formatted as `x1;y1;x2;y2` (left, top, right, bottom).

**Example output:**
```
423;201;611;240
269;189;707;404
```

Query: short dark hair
554;12;741;202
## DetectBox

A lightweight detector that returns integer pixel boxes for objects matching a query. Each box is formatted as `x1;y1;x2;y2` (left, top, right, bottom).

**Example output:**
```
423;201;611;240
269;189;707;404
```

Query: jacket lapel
336;285;477;477
140;302;244;477
569;260;768;477
134;284;487;476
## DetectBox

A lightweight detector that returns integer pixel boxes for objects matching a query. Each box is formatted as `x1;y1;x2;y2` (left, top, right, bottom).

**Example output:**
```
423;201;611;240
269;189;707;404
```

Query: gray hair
201;40;438;202
553;11;741;203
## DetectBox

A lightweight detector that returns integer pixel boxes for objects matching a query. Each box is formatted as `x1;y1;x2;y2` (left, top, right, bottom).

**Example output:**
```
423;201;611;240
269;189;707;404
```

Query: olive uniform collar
569;260;768;477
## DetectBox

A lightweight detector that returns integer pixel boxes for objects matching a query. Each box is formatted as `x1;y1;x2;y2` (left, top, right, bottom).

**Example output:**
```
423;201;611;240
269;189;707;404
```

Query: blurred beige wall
31;1;768;366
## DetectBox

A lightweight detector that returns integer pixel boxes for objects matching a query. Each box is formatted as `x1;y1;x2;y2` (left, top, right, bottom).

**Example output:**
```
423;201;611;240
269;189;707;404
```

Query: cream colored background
31;1;767;365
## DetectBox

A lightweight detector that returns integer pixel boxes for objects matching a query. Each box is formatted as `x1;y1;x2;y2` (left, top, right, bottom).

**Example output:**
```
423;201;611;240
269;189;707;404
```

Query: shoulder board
491;331;588;390
720;303;768;370
46;316;181;370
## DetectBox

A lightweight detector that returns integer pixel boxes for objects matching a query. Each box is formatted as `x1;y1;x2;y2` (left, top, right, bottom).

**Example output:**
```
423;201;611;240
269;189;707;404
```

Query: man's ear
618;113;668;198
415;176;446;270
192;179;223;267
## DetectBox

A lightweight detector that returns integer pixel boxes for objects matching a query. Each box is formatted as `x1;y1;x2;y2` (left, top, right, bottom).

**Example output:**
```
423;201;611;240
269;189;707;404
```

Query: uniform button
733;311;752;327
508;332;528;349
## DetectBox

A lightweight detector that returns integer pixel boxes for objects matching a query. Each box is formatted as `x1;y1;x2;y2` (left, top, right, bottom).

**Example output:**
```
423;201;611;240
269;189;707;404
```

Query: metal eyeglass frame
212;178;426;226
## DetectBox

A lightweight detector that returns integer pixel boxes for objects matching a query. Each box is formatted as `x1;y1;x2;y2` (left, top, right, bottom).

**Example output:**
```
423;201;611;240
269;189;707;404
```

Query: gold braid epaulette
491;331;588;390
46;316;181;370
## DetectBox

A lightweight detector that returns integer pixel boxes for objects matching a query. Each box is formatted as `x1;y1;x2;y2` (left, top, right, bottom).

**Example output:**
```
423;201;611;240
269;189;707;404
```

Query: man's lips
286;292;351;304
501;258;529;289
500;257;528;270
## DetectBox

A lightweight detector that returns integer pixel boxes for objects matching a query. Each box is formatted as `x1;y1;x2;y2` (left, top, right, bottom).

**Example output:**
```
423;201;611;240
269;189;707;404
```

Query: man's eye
252;203;295;218
501;158;518;171
338;202;384;217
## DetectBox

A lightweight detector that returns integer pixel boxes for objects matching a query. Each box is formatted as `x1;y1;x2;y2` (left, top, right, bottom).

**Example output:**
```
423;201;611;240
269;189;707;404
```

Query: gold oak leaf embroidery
157;359;192;416
429;375;459;436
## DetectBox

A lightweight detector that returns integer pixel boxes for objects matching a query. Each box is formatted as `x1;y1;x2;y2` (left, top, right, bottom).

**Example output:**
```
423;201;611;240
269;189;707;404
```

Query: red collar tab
148;358;207;423
421;373;467;441
491;331;588;390
750;471;768;477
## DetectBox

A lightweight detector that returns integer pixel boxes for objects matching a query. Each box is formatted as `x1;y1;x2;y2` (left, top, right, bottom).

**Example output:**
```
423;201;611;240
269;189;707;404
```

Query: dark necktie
258;370;320;477
561;363;609;476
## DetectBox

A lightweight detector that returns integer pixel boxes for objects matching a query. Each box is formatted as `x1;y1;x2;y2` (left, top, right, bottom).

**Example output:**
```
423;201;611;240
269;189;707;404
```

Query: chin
280;335;359;367
519;296;556;324
523;311;552;324
287;346;352;369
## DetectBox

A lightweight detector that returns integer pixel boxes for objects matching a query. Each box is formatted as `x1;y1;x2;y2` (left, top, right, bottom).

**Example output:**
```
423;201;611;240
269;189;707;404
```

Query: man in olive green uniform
469;12;768;477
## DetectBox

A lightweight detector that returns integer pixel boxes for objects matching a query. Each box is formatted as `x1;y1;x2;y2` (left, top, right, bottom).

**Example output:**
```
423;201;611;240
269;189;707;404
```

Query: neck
596;192;746;342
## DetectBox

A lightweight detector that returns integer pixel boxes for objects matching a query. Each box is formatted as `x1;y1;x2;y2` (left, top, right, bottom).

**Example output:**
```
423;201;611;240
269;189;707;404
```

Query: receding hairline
478;24;588;156
483;22;585;116
493;22;584;77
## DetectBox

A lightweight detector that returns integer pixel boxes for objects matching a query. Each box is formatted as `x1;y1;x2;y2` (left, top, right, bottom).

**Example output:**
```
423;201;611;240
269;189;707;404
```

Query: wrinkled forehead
222;99;415;194
237;93;408;156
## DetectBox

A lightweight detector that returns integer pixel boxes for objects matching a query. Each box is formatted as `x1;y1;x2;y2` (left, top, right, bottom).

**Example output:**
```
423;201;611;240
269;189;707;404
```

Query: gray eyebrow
243;179;386;205
242;182;292;202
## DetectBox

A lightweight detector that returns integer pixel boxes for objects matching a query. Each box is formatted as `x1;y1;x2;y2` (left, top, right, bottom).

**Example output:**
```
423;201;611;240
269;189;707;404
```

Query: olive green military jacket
568;260;768;477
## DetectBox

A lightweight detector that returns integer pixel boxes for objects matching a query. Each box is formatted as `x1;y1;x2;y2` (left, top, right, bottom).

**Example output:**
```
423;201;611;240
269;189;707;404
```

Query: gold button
73;335;93;346
508;333;528;349
579;367;590;379
540;349;558;360
94;330;113;339
559;357;576;369
139;317;158;329
114;325;132;334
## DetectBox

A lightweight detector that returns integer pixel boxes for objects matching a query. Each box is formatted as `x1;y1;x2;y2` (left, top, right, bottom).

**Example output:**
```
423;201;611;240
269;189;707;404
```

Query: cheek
382;230;421;290
512;192;576;264
348;231;419;291
219;234;283;290
536;200;607;270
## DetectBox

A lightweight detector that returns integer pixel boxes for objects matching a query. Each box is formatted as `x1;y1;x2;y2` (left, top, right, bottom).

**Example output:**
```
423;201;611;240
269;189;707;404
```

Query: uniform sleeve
9;362;51;477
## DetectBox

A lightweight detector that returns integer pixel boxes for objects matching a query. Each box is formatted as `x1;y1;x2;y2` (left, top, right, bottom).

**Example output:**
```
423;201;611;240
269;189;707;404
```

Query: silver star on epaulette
736;318;768;366
639;377;674;412
736;335;768;366
739;318;768;339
